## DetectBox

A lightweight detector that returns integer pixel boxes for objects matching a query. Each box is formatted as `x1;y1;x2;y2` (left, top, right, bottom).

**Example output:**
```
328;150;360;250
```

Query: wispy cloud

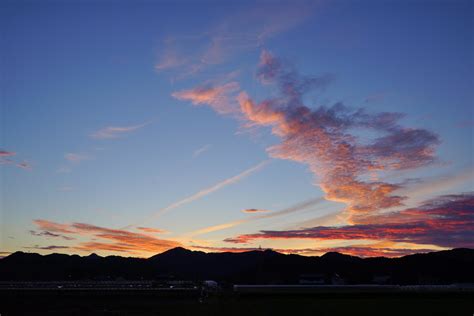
155;2;316;79
64;153;91;163
0;150;32;170
159;160;269;215
193;144;212;158
90;122;150;139
129;160;270;227
242;208;270;213
136;227;168;234
172;82;240;114
32;220;181;256
0;150;16;157
187;197;324;237
33;219;76;234
15;161;32;170
29;230;75;240
25;245;70;251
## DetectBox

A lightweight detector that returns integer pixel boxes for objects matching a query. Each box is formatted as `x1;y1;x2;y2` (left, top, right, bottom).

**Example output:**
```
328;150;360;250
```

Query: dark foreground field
1;290;473;316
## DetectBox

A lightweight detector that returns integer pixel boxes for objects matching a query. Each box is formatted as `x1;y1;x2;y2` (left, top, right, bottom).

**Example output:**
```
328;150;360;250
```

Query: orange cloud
224;193;474;249
34;219;76;234
136;227;168;234
32;220;181;256
172;82;240;114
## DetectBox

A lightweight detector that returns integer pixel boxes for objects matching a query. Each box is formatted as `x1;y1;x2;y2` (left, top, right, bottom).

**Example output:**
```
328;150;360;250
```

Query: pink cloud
0;150;16;157
90;122;150;139
64;153;90;163
172;82;240;114
0;150;32;170
224;193;474;249
33;219;76;234
33;220;181;256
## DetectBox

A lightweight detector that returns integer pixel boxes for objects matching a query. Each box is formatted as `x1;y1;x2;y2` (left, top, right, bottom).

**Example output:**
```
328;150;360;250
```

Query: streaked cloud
0;150;16;157
32;220;181;256
25;245;70;251
193;144;212;158
156;2;316;78
242;208;270;213
147;160;270;221
29;230;75;240
187;197;324;237
155;38;188;71
15;161;32;170
33;219;76;234
64;153;91;163
0;150;32;170
0;251;12;259
90;122;150;139
224;193;474;249
136;227;168;234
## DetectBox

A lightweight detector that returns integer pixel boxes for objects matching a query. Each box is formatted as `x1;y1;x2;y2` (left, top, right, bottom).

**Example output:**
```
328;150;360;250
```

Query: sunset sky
1;0;473;258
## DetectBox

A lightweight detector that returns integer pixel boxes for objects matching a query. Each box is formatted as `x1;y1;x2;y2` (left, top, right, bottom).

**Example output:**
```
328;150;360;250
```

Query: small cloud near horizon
242;208;270;213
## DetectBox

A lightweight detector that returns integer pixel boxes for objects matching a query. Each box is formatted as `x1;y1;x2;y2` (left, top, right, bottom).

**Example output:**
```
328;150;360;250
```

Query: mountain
0;248;473;285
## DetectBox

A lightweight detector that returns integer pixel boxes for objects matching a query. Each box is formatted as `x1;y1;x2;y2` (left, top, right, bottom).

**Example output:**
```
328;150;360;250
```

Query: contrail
123;160;270;229
186;196;325;237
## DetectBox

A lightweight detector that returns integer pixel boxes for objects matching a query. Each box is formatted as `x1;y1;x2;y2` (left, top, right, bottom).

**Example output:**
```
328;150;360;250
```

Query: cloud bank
224;193;474;249
33;220;181;256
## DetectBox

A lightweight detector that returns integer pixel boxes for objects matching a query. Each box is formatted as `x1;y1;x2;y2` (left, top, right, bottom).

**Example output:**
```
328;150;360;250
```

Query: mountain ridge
1;248;473;284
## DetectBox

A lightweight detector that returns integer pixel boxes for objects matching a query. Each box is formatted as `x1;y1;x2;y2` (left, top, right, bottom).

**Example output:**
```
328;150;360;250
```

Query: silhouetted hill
1;248;473;284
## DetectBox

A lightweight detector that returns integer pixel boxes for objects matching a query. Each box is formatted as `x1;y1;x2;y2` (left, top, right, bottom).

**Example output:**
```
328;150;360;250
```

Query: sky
1;0;473;258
